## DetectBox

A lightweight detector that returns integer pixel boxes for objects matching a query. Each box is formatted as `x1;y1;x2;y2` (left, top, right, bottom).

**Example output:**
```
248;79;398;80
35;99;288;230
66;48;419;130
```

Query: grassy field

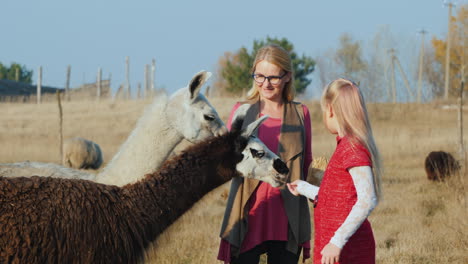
0;96;466;263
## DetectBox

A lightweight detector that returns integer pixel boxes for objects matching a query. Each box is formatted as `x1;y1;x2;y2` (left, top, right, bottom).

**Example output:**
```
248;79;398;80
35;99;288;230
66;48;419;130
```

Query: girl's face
323;104;340;135
254;60;290;102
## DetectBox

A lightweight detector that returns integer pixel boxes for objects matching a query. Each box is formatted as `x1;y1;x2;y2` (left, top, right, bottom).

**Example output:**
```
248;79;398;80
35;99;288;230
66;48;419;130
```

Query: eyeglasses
252;72;288;85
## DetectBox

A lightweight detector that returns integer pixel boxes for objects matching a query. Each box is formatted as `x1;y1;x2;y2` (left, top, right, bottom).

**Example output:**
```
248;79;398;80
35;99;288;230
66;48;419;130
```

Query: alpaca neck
96;99;184;186
125;135;234;244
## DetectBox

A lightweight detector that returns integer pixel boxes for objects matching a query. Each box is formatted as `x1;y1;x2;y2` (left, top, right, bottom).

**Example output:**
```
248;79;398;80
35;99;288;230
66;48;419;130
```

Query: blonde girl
288;78;382;264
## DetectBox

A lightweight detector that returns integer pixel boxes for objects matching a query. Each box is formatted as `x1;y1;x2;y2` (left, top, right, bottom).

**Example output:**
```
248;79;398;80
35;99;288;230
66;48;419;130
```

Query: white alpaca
0;161;95;180
0;71;227;187
96;70;226;186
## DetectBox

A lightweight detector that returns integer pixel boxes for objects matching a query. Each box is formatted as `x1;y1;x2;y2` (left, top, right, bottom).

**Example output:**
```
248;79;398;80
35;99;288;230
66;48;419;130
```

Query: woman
218;44;313;264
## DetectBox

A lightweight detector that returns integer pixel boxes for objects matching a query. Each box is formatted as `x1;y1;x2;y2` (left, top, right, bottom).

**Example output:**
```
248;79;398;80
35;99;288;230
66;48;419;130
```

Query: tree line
212;5;466;102
0;62;33;84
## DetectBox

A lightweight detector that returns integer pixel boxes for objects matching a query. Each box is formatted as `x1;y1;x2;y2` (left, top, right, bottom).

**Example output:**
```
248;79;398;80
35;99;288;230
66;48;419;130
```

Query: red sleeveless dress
313;136;375;264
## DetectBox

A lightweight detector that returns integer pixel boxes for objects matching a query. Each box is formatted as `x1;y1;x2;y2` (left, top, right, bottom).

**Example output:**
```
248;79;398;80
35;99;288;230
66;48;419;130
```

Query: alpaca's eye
250;148;265;158
204;114;215;121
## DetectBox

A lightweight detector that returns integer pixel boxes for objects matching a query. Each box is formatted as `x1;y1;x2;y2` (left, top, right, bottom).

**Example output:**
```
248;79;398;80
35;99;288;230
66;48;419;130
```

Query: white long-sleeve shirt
296;166;378;249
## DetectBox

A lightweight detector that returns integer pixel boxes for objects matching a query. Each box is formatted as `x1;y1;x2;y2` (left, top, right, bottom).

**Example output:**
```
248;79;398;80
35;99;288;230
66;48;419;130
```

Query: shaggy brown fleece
0;121;266;264
424;151;460;181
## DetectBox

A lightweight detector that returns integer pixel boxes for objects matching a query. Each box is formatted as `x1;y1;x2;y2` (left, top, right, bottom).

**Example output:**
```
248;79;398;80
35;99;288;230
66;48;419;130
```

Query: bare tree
335;33;368;80
315;49;341;91
363;26;396;102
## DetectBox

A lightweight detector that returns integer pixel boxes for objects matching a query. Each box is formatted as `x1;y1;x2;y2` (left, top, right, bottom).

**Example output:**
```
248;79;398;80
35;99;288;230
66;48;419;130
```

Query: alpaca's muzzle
273;159;289;175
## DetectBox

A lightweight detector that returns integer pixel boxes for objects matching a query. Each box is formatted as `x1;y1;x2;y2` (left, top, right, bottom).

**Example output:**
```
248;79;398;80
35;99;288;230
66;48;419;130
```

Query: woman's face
254;60;290;102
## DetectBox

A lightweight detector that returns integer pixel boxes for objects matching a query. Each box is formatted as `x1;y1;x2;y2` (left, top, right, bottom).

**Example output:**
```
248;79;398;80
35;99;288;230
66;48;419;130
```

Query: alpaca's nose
215;125;228;136
273;159;289;175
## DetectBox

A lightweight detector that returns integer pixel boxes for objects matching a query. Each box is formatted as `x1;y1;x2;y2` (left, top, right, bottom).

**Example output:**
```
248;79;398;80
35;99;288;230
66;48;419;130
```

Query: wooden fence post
108;72;112;99
125;56;130;100
37;66;42;104
151;59;156;93
458;76;465;165
115;84;123;101
97;67;102;101
137;82;142;99
57;91;63;161
144;64;149;98
65;65;71;101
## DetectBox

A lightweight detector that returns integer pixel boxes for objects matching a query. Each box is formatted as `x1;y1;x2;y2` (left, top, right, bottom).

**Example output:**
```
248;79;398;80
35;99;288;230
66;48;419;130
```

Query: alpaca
0;161;95;180
424;151;460;181
0;71;227;186
95;70;226;186
0;161;91;180
0;113;287;264
62;137;103;169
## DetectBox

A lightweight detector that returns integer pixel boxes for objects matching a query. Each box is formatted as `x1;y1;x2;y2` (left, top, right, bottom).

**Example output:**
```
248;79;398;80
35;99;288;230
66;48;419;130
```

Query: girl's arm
329;166;378;249
287;179;319;200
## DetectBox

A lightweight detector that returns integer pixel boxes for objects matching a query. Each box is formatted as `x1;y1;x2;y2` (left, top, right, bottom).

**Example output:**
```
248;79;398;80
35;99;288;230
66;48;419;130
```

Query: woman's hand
286;180;303;196
321;243;341;264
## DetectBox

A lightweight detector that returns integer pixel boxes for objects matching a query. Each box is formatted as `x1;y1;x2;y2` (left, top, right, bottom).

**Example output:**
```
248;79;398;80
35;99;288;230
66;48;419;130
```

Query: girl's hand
321;243;341;264
287;180;303;196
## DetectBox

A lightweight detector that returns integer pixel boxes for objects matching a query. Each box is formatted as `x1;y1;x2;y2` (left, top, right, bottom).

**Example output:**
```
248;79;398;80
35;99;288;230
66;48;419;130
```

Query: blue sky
1;0;464;98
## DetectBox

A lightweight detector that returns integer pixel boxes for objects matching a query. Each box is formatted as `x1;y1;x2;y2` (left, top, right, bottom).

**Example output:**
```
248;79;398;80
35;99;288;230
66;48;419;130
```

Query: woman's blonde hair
321;78;383;199
246;44;295;102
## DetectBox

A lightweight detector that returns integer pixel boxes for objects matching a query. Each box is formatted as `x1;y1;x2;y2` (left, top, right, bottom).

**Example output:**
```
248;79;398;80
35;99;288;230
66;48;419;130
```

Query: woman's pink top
313;136;375;264
218;102;313;262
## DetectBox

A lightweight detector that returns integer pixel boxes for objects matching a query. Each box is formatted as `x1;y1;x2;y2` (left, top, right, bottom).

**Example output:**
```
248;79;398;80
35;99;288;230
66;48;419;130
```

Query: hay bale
307;156;329;186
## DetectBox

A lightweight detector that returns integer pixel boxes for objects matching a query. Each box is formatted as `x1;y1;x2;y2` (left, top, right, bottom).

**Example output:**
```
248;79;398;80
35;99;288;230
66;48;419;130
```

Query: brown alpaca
0;115;288;264
424;151;460;181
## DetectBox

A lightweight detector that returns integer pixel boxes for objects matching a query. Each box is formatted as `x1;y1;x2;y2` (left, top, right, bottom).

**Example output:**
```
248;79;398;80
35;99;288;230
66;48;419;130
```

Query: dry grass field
1;96;467;263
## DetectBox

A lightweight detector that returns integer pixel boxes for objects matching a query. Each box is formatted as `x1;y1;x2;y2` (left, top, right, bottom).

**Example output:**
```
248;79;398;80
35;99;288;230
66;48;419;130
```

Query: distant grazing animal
424;151;460;181
62;137;103;169
0;71;226;186
0;113;288;264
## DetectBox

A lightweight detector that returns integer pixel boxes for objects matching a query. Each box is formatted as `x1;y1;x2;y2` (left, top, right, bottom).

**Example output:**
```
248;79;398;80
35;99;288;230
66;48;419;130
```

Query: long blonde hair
246;44;295;102
321;78;383;199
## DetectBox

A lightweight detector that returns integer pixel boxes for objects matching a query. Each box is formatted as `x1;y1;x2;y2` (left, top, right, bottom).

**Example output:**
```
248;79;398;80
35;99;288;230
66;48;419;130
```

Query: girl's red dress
314;136;375;264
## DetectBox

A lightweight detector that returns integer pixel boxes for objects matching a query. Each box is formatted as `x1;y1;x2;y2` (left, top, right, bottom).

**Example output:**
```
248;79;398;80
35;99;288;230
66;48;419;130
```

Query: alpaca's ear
188;71;212;100
230;104;250;133
241;115;268;138
230;116;244;133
